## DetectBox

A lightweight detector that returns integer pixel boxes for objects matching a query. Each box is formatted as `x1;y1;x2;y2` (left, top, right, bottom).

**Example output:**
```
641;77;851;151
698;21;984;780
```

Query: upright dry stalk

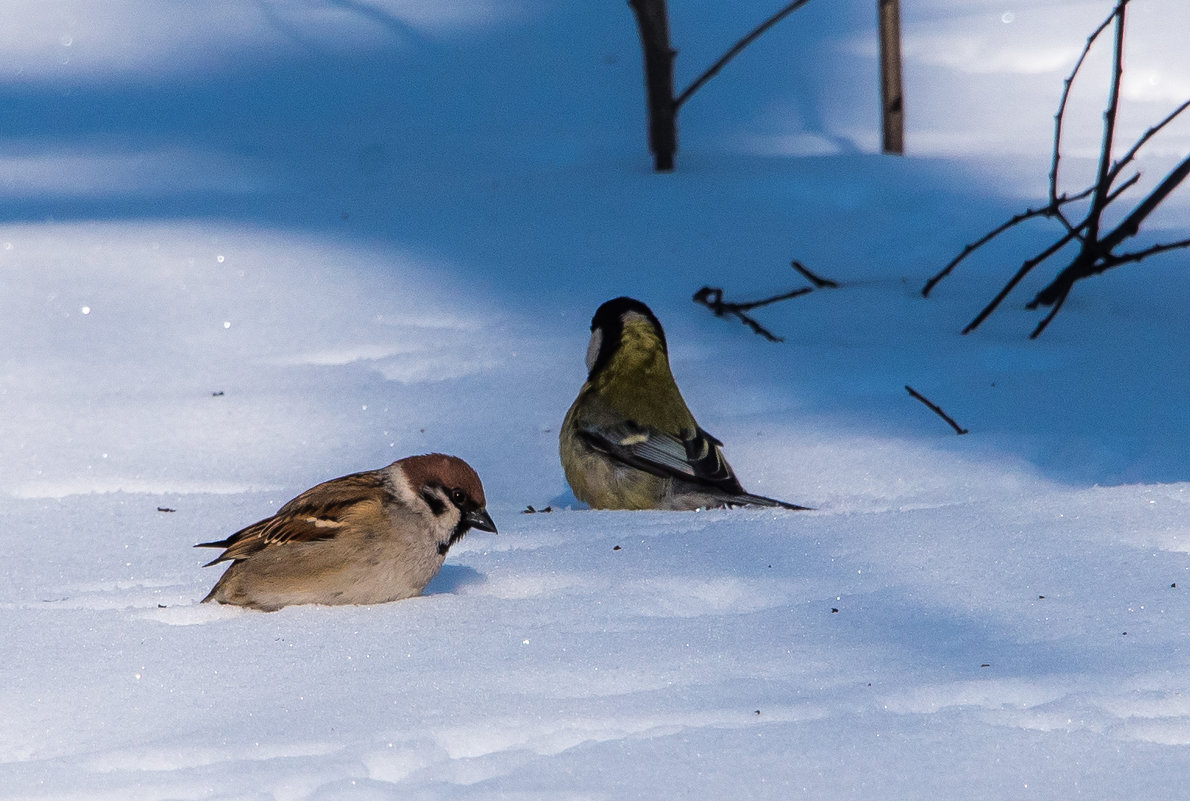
627;0;678;171
627;0;816;172
1083;4;1128;246
878;0;904;154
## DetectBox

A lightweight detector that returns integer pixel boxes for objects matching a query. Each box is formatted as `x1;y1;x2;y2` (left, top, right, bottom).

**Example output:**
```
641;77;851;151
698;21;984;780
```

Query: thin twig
1108;237;1190;266
1029;152;1190;309
1028;292;1069;339
961;230;1080;334
732;286;814;311
674;0;815;109
693;287;792;341
1100;152;1190;253
923;189;1092;297
1107;98;1190;187
1103;170;1144;203
905;385;969;435
1083;1;1129;246
958;174;1140;333
693;267;837;341
1050;5;1117;207
792;260;839;288
1030;237;1190;335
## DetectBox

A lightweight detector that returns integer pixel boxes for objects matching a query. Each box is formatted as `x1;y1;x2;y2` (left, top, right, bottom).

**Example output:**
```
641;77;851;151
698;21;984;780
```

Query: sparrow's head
585;296;667;378
399;454;497;549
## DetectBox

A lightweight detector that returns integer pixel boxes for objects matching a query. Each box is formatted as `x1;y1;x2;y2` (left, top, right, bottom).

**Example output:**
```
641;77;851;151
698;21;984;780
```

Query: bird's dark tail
733;492;811;511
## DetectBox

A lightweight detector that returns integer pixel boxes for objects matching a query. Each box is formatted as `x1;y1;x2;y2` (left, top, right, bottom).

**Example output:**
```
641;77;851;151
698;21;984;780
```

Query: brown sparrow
197;453;497;611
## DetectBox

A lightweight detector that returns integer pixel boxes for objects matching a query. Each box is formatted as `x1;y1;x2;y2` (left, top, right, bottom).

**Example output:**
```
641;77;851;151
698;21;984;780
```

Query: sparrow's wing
576;419;746;496
195;471;388;565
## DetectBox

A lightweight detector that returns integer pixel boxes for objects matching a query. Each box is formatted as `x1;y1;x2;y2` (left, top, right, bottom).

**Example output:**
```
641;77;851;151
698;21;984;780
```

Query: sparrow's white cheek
585;329;603;372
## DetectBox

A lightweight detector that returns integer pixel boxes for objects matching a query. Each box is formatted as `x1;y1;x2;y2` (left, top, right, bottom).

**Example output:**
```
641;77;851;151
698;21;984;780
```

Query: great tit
559;297;808;511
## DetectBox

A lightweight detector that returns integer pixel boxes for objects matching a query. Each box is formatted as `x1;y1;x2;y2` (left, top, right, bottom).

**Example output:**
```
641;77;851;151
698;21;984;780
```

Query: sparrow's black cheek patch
420;488;447;516
442;524;472;555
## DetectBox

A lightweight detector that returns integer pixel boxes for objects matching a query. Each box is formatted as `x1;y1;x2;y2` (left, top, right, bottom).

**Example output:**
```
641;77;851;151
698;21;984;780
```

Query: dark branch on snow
905;385;969;435
693;261;837;341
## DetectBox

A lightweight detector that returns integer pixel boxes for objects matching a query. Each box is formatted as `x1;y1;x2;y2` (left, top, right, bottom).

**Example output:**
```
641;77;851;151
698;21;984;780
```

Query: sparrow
559;296;808;511
196;453;497;611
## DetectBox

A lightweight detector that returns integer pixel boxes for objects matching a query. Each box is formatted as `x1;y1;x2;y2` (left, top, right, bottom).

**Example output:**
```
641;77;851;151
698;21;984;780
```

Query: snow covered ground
3;1;1190;798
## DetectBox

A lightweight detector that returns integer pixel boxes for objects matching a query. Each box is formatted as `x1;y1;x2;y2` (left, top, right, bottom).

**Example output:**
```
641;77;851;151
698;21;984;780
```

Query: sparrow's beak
464;508;498;534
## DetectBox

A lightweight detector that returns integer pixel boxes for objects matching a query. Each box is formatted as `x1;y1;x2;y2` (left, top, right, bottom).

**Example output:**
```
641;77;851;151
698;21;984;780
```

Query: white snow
3;1;1190;798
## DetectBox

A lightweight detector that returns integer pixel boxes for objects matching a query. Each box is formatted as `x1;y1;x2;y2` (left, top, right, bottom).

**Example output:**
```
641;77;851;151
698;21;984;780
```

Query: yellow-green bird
560;297;808;511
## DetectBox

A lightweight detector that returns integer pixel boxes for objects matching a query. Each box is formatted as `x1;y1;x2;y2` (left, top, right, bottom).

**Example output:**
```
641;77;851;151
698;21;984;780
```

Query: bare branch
923;189;1092;297
926;0;1187;338
1050;4;1118;206
960;248;1065;334
791;260;839;288
1028;291;1069;339
1107;97;1190;186
727;286;813;312
674;0;815;109
940;174;1140;330
1099;154;1190;254
1083;1;1129;245
1030;153;1190;308
1104;170;1144;202
693;265;837;341
692;286;795;341
1026;236;1190;335
1109;237;1190;266
905;385;969;435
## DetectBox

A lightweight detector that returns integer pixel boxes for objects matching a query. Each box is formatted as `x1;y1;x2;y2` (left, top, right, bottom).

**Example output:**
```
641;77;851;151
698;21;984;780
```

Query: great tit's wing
578;420;811;510
576;419;747;496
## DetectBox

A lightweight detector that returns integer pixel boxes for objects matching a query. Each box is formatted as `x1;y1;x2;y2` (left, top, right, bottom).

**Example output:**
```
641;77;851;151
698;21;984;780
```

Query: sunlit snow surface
2;1;1190;799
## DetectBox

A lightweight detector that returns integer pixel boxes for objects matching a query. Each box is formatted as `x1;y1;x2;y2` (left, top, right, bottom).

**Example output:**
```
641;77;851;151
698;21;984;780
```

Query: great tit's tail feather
731;492;811;511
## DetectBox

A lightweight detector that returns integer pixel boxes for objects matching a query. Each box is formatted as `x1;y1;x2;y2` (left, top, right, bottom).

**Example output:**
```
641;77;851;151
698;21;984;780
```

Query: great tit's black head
585;297;668;377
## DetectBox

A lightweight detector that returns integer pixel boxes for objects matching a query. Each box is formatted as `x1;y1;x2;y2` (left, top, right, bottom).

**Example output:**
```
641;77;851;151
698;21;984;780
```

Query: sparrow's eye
449;488;466;506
